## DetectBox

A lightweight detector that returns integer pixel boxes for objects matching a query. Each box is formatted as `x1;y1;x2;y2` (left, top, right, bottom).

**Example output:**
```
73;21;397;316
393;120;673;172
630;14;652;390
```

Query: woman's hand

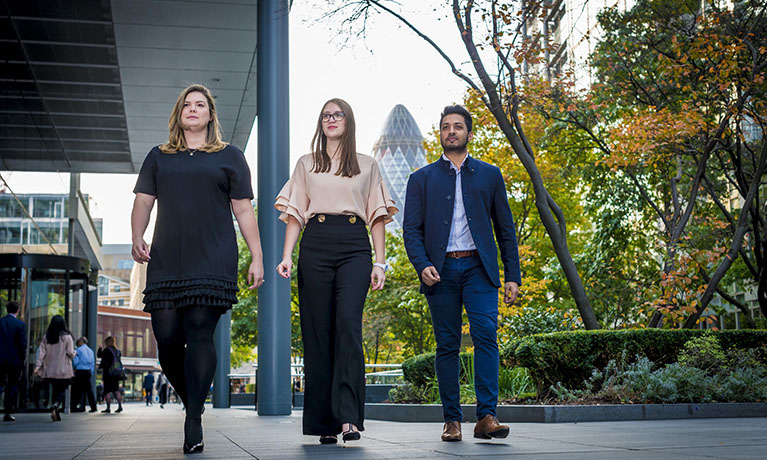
276;258;292;279
131;238;150;264
370;265;386;291
248;259;265;290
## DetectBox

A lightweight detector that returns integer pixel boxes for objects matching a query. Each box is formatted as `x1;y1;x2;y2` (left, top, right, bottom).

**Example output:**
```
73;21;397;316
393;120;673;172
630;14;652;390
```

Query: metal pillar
87;285;98;394
256;0;291;415
213;310;232;408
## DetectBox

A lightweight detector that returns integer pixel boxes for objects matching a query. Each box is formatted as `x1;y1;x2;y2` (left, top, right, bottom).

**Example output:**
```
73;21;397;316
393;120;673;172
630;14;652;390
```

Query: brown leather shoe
474;415;509;439
441;421;462;442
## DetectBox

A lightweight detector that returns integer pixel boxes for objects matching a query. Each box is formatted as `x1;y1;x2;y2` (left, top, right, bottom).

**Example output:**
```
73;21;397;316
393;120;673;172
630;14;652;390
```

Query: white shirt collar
441;153;468;172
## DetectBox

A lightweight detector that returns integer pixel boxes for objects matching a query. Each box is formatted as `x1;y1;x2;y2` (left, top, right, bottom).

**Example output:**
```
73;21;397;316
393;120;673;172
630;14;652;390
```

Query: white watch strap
373;262;388;272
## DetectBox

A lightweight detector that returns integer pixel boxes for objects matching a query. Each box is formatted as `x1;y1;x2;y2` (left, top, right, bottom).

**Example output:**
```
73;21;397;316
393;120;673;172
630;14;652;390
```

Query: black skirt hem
142;277;238;312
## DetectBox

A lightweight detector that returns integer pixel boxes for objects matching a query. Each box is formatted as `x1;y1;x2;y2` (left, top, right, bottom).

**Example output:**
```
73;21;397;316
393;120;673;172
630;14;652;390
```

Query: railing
228;363;404;390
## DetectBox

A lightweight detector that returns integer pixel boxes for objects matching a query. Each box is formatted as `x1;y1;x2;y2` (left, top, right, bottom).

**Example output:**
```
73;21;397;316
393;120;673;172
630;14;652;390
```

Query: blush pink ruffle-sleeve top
275;153;398;227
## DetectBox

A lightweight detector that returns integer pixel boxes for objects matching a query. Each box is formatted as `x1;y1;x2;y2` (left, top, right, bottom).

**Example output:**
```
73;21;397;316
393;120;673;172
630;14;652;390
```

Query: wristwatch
373;262;390;272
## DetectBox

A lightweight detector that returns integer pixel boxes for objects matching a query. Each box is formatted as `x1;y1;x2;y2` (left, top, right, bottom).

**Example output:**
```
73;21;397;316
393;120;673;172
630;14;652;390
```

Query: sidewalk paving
1;402;766;459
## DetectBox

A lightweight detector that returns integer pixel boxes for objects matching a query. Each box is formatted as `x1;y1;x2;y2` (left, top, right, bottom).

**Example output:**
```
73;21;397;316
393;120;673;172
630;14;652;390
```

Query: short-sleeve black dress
133;145;253;312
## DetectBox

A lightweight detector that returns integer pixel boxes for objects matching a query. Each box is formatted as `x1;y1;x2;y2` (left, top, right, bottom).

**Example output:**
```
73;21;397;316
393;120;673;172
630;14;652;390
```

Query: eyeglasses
321;111;345;122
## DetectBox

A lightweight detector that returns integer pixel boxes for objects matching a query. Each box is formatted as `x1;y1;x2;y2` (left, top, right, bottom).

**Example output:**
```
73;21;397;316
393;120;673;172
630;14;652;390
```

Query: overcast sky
1;2;469;245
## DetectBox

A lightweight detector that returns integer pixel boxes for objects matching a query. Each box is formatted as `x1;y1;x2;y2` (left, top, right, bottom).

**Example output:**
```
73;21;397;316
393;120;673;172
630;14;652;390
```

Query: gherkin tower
372;105;427;231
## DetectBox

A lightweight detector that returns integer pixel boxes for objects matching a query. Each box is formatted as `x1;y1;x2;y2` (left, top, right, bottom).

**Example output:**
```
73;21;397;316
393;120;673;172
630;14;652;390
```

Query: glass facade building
0;194;102;247
372;105;428;231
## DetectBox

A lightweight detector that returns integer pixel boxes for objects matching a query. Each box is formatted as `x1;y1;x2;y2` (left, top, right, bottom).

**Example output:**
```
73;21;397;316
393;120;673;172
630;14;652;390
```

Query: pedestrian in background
156;371;169;408
0;301;26;422
33;315;75;422
275;98;397;444
71;336;97;412
143;372;155;406
98;336;124;413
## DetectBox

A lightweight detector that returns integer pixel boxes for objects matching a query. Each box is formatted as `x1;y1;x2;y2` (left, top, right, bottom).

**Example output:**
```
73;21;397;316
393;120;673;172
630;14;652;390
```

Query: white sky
1;2;469;244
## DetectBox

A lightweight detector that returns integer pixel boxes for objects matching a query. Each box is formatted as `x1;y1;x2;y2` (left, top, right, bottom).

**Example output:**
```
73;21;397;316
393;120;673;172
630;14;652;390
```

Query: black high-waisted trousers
297;214;371;436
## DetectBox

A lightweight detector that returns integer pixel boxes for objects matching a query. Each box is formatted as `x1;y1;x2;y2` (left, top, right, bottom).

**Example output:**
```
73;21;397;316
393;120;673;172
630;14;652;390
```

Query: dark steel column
213;310;232;408
256;0;292;415
87;285;98;393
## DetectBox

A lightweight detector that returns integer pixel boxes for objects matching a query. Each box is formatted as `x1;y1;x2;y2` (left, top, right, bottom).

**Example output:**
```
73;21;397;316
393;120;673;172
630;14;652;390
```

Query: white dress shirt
443;154;477;252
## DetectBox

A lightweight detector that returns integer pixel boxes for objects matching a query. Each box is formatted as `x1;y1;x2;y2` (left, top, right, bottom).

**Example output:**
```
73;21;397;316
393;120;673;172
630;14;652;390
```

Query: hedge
402;352;474;387
501;329;767;395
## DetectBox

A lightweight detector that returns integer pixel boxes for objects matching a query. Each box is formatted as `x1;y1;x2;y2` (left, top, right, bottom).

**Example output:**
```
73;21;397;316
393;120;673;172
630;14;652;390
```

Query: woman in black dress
131;84;264;454
97;336;123;413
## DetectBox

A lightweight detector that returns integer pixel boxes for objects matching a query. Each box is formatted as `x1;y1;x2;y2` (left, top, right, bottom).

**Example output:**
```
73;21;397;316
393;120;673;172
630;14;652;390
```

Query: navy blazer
0;314;27;367
403;155;522;292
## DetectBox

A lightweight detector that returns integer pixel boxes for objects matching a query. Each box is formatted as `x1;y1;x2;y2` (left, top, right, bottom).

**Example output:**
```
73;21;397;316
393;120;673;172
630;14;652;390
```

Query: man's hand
421;266;441;286
504;281;519;305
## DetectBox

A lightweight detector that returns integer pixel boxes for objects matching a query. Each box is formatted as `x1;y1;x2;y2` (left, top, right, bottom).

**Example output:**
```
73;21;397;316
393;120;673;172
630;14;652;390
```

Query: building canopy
1;0;257;174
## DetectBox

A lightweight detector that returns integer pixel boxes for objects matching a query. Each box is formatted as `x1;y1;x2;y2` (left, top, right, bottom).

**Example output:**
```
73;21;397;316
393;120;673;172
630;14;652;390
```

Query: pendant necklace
188;148;198;156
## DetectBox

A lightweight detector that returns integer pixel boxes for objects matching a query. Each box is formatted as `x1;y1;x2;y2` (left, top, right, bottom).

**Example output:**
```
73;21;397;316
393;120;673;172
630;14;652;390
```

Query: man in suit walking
72;337;98;412
403;105;521;442
0;301;27;422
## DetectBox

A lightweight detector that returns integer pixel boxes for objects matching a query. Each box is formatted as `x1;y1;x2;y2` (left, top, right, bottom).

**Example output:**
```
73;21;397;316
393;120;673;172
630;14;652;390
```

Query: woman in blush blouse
275;98;397;444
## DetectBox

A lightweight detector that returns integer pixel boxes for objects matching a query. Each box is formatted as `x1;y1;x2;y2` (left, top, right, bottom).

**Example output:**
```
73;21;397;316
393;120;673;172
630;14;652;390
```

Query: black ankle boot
183;416;204;454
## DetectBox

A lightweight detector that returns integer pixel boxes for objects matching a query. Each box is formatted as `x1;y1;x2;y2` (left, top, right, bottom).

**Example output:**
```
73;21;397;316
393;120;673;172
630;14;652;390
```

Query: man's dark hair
6;301;19;314
439;105;473;132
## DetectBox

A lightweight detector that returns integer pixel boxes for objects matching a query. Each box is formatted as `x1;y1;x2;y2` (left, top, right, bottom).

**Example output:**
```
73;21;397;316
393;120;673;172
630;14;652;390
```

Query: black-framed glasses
321;111;345;122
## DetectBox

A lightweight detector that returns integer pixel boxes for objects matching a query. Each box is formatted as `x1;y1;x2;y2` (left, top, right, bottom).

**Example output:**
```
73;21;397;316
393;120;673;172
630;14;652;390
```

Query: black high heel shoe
183;417;204;454
341;423;361;443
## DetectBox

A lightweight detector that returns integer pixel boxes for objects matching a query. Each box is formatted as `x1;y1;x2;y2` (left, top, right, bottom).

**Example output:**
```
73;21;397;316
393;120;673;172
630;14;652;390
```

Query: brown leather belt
445;250;478;259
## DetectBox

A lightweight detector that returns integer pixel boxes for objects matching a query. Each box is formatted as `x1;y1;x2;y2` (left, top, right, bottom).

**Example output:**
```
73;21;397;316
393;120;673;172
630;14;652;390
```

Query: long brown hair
310;98;360;177
159;84;227;154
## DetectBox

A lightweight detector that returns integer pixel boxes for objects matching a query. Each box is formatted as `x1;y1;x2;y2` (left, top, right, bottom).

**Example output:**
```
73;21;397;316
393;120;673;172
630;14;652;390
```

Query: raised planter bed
365;402;767;423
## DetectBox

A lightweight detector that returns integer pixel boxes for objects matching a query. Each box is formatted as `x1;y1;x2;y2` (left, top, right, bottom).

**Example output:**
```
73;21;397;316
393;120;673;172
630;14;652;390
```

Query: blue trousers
425;255;499;422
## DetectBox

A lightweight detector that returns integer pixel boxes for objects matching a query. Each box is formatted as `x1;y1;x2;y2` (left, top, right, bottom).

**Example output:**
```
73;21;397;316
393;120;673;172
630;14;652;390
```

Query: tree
537;0;766;327
364;232;436;361
325;0;599;329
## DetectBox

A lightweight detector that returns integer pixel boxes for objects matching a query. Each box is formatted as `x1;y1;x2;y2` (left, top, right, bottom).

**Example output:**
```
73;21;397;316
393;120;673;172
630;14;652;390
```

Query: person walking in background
71;337;97;413
143;372;155;406
0;301;26;422
33;315;76;422
98;336;124;414
156;371;169;408
275;98;397;444
131;83;264;455
403;105;521;442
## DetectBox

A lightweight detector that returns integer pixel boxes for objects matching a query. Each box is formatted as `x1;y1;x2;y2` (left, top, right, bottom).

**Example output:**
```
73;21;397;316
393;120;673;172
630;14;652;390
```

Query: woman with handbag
275;98;397;444
33;315;75;422
98;336;124;413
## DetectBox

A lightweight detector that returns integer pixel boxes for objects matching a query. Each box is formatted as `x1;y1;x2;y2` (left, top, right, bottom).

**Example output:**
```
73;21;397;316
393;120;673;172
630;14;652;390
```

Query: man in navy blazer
403;105;521;442
0;301;27;422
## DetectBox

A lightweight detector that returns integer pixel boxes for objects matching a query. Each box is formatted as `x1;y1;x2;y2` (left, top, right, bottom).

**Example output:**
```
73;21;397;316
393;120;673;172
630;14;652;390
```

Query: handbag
107;348;127;380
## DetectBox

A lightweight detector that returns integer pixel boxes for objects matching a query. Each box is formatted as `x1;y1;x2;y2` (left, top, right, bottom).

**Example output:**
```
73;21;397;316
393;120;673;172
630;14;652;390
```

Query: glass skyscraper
372;104;428;230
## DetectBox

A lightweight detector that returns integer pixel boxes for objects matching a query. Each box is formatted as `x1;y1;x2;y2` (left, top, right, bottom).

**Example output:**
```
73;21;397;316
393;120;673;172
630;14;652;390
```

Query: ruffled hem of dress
142;278;238;311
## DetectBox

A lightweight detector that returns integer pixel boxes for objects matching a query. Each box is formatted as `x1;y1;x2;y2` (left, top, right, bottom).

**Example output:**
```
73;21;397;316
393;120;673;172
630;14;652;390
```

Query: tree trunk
683;142;767;328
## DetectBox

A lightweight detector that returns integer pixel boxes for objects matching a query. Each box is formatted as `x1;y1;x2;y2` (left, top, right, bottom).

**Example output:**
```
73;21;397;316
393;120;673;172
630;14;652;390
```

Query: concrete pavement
1;402;765;459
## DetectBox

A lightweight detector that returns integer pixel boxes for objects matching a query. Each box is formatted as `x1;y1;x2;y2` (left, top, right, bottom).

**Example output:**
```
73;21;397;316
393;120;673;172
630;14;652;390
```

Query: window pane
0;223;22;244
32;197;63;218
0;196;24;218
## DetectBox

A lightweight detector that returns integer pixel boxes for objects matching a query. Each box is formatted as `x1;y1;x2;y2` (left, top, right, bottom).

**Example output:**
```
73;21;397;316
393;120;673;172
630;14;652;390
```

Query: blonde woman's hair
310;98;360;177
159;84;227;153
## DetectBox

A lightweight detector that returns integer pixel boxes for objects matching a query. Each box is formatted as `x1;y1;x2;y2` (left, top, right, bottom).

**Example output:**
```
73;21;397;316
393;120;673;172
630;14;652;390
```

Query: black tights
150;307;222;419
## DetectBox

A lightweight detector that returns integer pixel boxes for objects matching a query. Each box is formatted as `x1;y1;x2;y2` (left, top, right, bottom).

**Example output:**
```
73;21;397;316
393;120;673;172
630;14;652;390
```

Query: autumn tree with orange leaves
538;0;767;328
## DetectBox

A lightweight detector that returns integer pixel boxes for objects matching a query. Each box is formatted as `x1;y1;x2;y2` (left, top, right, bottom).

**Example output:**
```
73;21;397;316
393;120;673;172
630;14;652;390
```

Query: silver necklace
188;148;198;156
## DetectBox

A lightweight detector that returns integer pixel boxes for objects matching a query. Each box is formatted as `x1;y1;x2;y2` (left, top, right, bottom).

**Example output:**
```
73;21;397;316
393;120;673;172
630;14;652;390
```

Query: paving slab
0;403;765;459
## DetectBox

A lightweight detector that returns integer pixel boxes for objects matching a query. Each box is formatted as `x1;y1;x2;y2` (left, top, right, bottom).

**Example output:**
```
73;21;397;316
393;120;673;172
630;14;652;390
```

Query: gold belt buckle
318;214;326;223
348;216;357;224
